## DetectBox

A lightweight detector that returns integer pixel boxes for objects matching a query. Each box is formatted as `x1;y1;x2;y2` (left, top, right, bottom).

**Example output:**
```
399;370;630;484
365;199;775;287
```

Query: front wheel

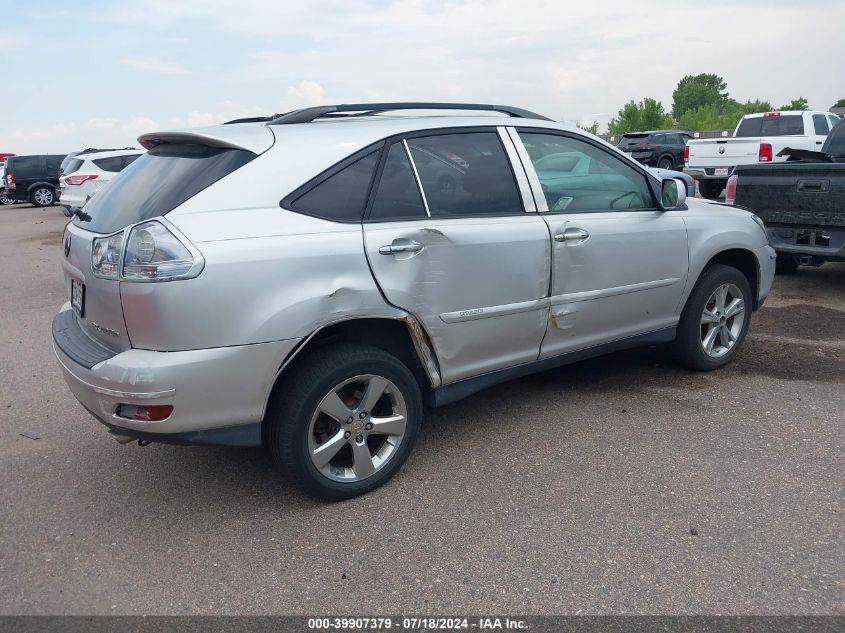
672;264;752;371
264;343;422;501
30;187;55;207
697;180;725;200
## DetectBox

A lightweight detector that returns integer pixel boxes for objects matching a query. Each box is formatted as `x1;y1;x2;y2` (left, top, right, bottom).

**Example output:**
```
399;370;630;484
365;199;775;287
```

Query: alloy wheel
700;282;745;358
34;188;53;206
307;374;407;482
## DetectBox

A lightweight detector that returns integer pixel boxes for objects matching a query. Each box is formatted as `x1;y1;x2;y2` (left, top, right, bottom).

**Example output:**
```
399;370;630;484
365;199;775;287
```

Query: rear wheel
697;180;725;199
264;343;422;501
30;187;54;207
0;189;13;205
657;156;674;170
775;253;800;274
672;264;752;371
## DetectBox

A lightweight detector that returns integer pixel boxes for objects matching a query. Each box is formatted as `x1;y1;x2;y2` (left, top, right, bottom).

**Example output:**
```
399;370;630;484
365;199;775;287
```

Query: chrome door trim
402;139;431;217
505;126;548;212
439;298;549;323
549;277;682;309
497;127;537;213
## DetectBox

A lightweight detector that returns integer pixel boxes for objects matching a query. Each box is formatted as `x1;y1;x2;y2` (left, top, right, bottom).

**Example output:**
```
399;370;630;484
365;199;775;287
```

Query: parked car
728;118;845;273
53;102;775;500
684;110;840;199
0;163;13;205
616;131;693;171
59;148;145;215
3;154;65;206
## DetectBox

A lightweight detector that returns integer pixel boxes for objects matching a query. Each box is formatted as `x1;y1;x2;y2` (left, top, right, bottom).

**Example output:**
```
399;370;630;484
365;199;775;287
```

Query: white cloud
0;30;24;51
120;58;189;75
286;80;327;106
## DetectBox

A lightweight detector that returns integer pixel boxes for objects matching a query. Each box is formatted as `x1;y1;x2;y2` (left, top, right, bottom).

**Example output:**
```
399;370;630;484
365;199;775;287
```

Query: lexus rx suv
52;103;776;500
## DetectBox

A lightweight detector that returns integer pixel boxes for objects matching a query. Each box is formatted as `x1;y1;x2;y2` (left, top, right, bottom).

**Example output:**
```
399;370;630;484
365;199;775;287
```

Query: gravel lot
1;203;842;615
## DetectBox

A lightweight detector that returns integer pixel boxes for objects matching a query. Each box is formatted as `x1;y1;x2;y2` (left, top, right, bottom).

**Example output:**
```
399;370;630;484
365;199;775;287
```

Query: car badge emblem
63;234;71;257
718;146;726;155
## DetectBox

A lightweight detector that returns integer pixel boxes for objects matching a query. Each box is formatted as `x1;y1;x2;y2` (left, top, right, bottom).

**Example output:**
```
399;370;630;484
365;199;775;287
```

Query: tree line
586;73;842;135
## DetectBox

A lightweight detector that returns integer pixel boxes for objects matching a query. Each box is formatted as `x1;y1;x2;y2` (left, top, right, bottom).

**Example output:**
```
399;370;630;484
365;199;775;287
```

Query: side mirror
661;177;687;209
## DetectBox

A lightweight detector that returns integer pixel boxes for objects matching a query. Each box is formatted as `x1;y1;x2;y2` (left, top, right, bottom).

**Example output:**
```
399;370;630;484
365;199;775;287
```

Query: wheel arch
27;181;56;194
699;248;761;310
263;315;441;422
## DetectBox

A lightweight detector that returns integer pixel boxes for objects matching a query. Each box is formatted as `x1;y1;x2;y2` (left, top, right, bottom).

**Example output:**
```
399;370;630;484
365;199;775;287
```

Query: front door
510;128;689;359
363;130;550;383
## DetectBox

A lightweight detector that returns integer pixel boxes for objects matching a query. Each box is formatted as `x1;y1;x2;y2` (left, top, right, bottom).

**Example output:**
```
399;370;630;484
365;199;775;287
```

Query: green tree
780;97;809;111
578;121;600;135
679;99;773;132
832;98;845;108
671;74;729;119
607;98;674;135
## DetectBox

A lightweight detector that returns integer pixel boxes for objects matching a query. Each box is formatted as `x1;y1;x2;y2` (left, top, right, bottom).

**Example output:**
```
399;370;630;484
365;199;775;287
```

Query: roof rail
253;102;552;125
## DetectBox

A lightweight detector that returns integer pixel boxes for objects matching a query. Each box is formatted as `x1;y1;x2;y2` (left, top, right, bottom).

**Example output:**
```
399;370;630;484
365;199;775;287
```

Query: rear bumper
765;225;845;260
683;167;731;181
52;306;301;445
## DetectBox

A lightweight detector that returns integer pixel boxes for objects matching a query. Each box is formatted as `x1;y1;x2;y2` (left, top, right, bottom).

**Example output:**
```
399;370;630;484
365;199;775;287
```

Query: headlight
91;231;124;279
122;220;203;282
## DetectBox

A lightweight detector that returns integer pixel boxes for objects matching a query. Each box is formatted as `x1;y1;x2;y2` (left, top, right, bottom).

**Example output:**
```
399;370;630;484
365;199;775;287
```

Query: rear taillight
684;145;690;163
759;143;773;162
91;231;124;279
116;404;173;422
6;173;14;189
122;220;204;282
725;174;738;205
763;112;781;117
634;144;657;151
65;174;98;186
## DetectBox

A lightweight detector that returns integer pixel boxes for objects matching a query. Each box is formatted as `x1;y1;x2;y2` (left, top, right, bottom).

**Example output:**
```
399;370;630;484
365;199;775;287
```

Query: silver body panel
53;114;776;443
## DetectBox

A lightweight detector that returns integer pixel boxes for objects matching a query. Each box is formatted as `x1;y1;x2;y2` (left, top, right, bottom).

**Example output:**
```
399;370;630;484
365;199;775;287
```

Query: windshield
73;143;256;234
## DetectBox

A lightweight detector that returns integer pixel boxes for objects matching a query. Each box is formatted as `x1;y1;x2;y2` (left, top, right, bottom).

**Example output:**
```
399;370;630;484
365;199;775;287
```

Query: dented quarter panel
122;208;408;351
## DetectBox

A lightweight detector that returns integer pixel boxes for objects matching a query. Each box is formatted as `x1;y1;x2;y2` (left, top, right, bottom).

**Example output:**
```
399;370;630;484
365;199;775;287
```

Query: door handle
554;228;590;242
379;241;424;255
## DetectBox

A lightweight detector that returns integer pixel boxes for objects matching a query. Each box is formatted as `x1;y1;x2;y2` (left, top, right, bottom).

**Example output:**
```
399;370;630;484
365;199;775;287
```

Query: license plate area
715;167;730;177
71;279;85;317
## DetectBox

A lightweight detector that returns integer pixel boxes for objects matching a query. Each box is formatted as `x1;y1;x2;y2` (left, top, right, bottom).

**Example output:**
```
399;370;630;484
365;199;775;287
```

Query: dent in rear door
362;131;551;384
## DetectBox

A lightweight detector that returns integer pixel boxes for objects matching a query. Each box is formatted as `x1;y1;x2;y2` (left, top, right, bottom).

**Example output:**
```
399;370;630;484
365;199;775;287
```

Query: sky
1;0;843;154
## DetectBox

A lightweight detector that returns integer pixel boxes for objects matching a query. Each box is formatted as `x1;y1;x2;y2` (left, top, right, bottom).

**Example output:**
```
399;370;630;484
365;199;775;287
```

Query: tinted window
289;151;378;222
75;144;256;234
63;158;83;175
46;156;63;175
812;114;830;135
93;156;126;172
60;153;79;173
829;115;840;130
123;154;141;168
407;132;522;217
518;132;654;213
737;115;804;137
9;157;40;177
369;143;426;221
617;134;650;148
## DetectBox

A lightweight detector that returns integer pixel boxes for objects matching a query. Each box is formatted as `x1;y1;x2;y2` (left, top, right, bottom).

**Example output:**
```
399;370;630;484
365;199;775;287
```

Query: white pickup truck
684;110;840;199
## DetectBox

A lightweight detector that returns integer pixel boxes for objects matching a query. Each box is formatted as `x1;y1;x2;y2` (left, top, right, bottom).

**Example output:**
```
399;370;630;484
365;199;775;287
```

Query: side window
122;154;141;168
829;115;840;130
46;156;63;175
93;156;126;172
406;132;523;217
813;114;830;136
287;151;378;222
369;143;427;221
13;157;39;177
517;131;655;213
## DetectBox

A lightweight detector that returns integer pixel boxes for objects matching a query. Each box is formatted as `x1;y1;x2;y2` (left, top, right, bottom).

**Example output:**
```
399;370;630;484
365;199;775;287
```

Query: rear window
73;144;256;234
735;115;804;137
93;156;126;172
617;134;650;147
63;158;84;175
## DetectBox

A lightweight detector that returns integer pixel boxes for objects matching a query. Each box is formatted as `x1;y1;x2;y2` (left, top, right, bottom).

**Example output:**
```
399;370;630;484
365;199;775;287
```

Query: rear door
509;128;688;358
811;113;831;149
362;128;551;383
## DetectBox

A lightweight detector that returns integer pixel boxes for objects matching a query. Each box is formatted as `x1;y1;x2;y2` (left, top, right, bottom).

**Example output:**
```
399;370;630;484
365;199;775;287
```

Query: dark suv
617;131;692;170
3;154;65;206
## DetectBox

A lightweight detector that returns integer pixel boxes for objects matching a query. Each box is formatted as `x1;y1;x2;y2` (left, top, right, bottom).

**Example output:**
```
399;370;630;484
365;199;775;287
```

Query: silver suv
53;103;776;500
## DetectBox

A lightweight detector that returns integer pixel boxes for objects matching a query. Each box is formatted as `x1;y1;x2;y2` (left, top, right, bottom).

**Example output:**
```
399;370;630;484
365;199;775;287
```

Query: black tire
775;253;800;274
657;156;674;170
697;180;725;199
672;264;752;371
264;343;422;501
30;186;55;207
